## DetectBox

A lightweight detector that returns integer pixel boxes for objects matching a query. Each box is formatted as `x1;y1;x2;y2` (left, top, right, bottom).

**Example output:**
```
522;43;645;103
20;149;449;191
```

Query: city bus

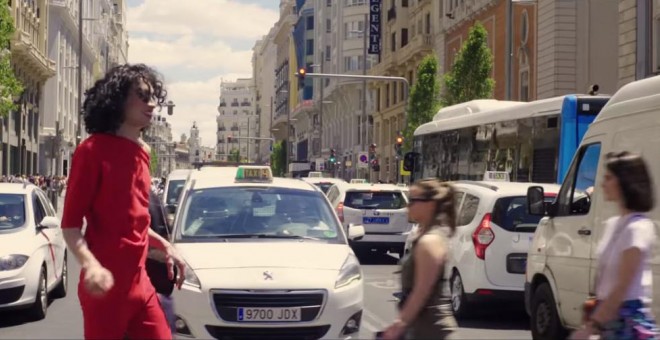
407;94;611;184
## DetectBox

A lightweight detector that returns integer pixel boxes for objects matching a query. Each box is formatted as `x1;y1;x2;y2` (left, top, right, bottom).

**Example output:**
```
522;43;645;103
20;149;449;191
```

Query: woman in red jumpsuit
61;64;185;340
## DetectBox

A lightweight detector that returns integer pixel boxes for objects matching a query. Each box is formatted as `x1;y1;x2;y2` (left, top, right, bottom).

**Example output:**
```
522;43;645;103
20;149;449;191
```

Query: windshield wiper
214;233;320;241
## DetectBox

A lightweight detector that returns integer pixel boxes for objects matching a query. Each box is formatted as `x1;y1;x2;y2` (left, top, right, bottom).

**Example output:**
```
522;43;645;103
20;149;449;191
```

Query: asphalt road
0;251;531;340
0;195;531;339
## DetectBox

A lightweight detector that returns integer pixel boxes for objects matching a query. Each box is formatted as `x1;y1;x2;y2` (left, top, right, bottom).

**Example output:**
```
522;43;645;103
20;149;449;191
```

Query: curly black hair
82;63;167;134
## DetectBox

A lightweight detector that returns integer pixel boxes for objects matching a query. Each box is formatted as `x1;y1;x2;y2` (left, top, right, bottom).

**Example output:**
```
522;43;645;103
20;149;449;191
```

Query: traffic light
403;152;419;172
296;67;306;81
394;132;404;156
369;143;376;161
371;158;380;172
329;148;336;163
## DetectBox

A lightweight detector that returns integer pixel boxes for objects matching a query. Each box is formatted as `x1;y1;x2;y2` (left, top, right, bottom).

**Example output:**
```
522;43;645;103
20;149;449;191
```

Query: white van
523;75;660;340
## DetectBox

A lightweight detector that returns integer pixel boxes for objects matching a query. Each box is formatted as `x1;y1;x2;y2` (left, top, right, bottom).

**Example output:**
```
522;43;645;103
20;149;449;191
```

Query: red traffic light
396;136;404;145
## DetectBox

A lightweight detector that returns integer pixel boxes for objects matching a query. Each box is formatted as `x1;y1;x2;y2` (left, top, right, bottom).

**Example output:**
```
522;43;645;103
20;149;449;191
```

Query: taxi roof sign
235;166;273;182
483;171;510;182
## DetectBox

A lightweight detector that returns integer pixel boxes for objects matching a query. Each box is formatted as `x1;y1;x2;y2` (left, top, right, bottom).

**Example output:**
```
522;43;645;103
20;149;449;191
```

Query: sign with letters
369;0;382;54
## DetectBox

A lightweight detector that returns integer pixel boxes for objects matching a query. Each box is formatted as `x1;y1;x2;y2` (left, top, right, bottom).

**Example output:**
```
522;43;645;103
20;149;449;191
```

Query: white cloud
126;0;278;147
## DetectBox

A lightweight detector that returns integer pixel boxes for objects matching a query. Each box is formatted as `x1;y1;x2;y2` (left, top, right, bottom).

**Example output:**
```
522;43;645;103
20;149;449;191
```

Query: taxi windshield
176;187;343;243
0;194;26;231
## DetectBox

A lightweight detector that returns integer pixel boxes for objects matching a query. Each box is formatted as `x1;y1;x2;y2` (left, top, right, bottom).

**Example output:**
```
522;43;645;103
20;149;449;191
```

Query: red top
62;134;152;288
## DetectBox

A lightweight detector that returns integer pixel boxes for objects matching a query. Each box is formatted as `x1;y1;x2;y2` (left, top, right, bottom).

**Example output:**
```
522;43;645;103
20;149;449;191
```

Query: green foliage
404;54;441;151
228;148;240;162
150;148;159;175
0;5;23;117
442;22;494;106
270;141;287;177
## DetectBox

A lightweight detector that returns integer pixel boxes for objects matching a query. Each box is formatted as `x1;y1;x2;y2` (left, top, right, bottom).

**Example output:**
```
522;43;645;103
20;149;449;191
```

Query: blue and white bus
408;94;610;184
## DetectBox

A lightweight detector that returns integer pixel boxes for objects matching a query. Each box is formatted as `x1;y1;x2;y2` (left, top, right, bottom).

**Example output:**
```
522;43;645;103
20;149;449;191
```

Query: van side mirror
38;216;60;230
527;186;547;216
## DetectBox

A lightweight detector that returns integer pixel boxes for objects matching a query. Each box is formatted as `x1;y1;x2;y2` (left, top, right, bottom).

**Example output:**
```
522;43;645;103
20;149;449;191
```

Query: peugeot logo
263;271;274;280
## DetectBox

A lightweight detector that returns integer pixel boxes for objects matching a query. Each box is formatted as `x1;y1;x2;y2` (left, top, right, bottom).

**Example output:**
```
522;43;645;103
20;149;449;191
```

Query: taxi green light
235;166;274;182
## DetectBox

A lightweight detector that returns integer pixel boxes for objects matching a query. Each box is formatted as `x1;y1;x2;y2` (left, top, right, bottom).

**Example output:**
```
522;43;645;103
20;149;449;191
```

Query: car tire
530;283;568;340
28;266;48;321
52;252;68;298
450;271;470;319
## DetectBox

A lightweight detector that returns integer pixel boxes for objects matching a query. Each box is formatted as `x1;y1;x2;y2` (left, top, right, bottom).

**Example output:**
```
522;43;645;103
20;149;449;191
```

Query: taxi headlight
183;262;201;289
335;253;362;289
0;254;28;271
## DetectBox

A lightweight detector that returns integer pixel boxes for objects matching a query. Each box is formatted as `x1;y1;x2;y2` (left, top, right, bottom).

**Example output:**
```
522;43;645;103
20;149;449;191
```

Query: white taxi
171;166;366;339
0;182;67;320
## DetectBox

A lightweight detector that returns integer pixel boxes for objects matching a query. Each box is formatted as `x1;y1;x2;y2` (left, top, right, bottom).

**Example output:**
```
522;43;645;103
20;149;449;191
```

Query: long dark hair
412;178;457;236
605;151;655;212
82;63;167;134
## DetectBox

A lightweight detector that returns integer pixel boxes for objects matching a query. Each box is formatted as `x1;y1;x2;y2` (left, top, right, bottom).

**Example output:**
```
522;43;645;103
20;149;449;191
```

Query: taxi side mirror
527;186;547;216
347;224;365;241
38;216;60;230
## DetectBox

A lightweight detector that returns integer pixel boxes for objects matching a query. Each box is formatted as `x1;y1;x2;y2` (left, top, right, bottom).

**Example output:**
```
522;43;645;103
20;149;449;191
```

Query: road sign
358;152;368;169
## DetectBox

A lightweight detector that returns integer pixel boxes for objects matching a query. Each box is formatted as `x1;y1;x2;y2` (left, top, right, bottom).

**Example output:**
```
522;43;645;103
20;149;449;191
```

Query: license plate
237;307;302;322
363;217;390;224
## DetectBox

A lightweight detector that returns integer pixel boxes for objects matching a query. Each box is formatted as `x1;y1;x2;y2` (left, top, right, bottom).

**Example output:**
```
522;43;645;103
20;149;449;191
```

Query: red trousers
78;268;171;339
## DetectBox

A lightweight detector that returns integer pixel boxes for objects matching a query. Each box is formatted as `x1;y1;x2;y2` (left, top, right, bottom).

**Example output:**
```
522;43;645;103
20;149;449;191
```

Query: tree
403;54;441;151
270;140;287;177
228;148;240;162
442;22;494;106
150;148;159;175
0;5;23;117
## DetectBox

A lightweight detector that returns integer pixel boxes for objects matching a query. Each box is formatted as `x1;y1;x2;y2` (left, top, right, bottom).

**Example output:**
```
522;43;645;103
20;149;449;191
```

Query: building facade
216;79;258;162
369;0;435;182
252;31;277;164
39;0;129;176
272;0;297;146
617;0;659;88
144;114;174;177
314;0;377;180
174;134;190;170
8;0;56;176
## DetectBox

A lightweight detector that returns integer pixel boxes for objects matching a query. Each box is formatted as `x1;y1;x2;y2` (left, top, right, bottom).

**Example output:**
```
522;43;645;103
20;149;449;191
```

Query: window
327;0;332;7
401;28;409;47
306;39;314;55
391;32;396;52
0;194;26;230
457;193;479;226
325;45;331;61
32;193;46;226
520;70;529;102
306;16;314;30
344;191;406;210
556;143;601;216
326;18;331;33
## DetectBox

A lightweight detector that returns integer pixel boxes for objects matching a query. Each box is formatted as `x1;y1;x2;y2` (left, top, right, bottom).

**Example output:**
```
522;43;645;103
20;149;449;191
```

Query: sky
126;0;280;147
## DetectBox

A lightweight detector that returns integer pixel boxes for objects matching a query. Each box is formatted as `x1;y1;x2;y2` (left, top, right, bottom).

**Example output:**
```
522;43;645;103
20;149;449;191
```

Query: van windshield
166;180;186;205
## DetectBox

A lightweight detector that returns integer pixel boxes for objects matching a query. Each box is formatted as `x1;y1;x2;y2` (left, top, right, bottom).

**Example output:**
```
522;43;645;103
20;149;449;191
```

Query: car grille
0;285;24;304
212;290;326;323
506;253;527;274
205;325;330;340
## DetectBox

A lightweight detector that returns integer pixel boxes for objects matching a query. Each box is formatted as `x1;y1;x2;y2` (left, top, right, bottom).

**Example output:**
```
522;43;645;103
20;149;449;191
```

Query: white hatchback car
326;183;412;257
433;181;560;319
0;182;67;320
171;166;365;339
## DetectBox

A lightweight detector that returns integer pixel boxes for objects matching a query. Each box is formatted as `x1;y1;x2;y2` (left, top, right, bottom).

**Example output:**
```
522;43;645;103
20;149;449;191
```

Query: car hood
176;242;351;271
0;228;33;256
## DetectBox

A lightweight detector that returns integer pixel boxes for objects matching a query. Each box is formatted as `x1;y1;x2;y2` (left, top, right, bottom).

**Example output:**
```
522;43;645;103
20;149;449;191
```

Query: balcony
219;102;227;107
231;102;239;107
12;2;55;81
395;34;433;66
230;126;239;131
240;101;251;107
218;126;226;131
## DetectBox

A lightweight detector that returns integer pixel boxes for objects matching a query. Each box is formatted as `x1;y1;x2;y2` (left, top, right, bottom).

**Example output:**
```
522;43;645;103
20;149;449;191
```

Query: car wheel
52;252;68;298
28;266;48;320
450;271;470;319
530;283;568;340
